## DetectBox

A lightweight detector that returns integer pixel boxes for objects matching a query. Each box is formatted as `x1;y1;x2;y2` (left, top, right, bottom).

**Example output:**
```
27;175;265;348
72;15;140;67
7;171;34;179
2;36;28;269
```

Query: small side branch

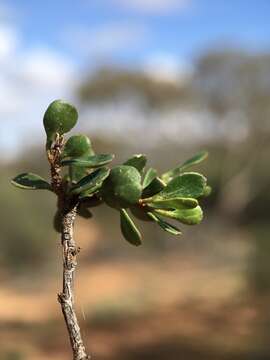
58;207;90;360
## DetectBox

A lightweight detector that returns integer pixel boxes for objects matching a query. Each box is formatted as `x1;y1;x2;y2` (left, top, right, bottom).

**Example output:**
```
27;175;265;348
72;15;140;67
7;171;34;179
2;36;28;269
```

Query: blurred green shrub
1;350;24;360
0;165;56;274
247;225;270;296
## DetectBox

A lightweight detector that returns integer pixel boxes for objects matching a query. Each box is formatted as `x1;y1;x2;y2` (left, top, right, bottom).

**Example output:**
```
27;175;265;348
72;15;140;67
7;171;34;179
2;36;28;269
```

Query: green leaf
69;166;89;183
120;209;142;246
147;212;181;235
61;154;114;168
70;167;110;195
180;151;208;171
161;151;208;183
79;195;103;206
157;172;207;200
77;205;93;219
43;100;78;148
142;177;165;198
124;154;147;173
154;206;203;225
142;168;157;189
68;147;96;183
202;185;212;198
130;205;153;222
144;197;198;210
101;165;142;209
62;134;92;158
11;173;52;191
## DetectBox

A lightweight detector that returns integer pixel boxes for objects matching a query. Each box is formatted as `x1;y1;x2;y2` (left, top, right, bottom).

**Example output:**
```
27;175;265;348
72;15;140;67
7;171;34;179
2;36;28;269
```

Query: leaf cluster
11;100;211;246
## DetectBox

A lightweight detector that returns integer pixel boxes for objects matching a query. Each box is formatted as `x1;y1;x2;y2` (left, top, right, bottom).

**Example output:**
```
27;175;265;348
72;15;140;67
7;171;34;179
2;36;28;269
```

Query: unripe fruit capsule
43;100;78;147
102;165;142;209
63;135;92;158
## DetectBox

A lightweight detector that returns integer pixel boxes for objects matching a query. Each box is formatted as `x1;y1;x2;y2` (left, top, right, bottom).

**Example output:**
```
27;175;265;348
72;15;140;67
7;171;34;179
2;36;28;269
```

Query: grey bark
58;206;90;360
47;135;90;359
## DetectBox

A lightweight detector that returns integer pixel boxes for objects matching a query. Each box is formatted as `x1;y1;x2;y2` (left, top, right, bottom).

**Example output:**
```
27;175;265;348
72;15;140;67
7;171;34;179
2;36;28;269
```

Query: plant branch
58;206;90;360
47;134;90;359
47;133;64;195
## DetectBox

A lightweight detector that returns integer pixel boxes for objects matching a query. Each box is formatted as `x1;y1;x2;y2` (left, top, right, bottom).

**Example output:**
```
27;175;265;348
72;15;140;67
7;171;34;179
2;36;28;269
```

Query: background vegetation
1;48;270;359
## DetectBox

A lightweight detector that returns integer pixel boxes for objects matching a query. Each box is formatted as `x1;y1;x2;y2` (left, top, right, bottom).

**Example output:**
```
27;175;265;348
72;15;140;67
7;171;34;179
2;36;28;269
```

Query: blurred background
1;0;270;359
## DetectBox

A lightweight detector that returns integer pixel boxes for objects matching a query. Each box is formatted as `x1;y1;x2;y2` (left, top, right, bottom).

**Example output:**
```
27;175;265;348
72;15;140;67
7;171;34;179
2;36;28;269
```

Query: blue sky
0;0;270;159
5;0;270;65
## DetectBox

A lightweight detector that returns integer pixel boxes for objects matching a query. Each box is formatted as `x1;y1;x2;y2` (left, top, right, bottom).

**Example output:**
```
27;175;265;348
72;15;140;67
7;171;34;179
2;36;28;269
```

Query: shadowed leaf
70;167;110;195
78;205;93;219
69;166;89;183
79;195;103;206
61;154;114;168
147;212;182;235
124;154;147;173
142;168;157;189
130;205;153;222
11;173;52;191
120;209;142;246
68;147;95;183
142;177;165;198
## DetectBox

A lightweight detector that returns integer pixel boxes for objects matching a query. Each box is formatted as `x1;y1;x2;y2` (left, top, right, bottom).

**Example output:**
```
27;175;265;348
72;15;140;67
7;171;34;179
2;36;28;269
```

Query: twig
58;206;90;359
48;134;90;359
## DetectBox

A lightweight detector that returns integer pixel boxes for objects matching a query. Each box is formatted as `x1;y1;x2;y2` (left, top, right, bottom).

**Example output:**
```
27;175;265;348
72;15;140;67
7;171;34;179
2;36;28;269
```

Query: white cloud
113;0;191;15
0;25;18;60
0;25;77;160
64;22;148;56
19;48;75;88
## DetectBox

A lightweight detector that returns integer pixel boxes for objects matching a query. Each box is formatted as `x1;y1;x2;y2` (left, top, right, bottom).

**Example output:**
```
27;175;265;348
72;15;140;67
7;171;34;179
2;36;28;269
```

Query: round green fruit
102;165;142;209
43;100;78;139
63;134;92;158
